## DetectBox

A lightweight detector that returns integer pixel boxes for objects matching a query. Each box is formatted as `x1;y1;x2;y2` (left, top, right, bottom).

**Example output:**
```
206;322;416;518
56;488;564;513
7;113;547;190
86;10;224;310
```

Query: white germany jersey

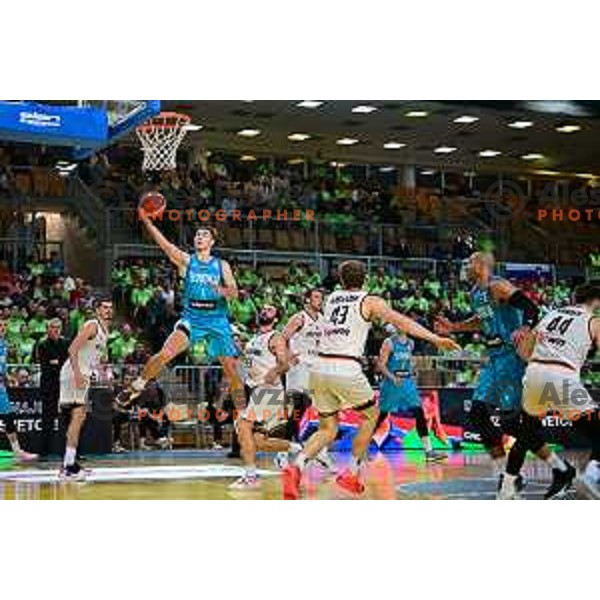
245;330;283;389
319;290;371;359
289;310;323;364
531;305;594;372
61;318;108;379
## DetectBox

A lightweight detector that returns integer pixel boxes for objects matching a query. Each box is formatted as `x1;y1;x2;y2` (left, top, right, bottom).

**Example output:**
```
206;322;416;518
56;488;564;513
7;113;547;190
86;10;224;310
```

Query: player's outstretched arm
140;214;189;272
434;314;480;334
365;296;461;352
68;321;97;389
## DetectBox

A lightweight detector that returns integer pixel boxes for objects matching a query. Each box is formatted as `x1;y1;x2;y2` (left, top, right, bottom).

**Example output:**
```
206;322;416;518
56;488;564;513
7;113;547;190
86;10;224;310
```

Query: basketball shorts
379;376;420;413
59;367;90;409
0;387;13;415
239;384;289;436
175;315;239;359
472;349;525;411
309;359;374;416
522;363;597;418
286;363;312;396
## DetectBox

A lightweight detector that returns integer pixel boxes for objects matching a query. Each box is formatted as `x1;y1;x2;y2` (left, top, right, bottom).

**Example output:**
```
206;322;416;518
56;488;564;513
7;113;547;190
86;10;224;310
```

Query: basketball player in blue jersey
127;215;244;409
0;319;38;462
435;252;571;498
377;325;447;462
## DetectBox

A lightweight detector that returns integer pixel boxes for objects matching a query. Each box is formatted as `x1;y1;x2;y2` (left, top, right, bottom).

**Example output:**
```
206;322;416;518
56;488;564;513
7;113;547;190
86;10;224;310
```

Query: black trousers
40;385;59;457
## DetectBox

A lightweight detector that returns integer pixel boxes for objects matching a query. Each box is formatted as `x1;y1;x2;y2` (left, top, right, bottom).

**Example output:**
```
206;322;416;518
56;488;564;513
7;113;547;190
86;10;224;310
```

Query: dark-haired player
230;305;301;489
377;324;447;462
125;215;244;413
0;319;38;462
435;251;572;499
522;283;600;499
59;298;112;480
283;260;461;498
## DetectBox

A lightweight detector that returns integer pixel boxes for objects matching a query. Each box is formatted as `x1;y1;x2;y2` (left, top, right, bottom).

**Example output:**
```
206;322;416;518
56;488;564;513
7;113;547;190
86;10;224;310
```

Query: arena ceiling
161;100;600;177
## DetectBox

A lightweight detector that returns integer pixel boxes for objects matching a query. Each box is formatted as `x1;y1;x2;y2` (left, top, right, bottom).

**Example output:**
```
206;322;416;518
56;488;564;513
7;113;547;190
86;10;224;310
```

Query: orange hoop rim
136;111;191;132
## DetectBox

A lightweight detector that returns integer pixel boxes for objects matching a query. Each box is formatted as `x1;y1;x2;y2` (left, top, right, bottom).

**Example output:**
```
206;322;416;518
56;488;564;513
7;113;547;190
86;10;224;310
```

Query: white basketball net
136;112;191;171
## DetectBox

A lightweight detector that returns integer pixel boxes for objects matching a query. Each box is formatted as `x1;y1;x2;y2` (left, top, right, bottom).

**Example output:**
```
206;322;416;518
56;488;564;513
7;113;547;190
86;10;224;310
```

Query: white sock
584;460;600;478
64;446;76;468
8;435;21;453
349;456;363;475
289;442;303;454
245;465;257;479
492;456;505;476
546;452;568;472
502;472;518;490
421;436;432;453
295;452;308;471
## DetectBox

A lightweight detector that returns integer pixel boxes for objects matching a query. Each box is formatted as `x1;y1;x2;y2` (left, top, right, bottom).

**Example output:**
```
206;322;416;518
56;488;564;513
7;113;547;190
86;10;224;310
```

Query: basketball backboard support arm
0;100;160;160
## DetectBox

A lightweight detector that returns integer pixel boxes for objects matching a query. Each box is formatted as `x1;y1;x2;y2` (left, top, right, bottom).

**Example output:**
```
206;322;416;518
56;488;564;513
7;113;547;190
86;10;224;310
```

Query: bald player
435;252;572;499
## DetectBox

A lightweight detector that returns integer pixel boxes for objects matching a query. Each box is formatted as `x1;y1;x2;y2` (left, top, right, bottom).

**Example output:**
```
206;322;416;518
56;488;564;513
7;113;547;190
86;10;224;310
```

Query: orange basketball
138;191;166;219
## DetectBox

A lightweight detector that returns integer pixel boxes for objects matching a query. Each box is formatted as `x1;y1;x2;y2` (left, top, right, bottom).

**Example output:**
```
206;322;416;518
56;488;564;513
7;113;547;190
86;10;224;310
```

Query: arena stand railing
110;243;559;288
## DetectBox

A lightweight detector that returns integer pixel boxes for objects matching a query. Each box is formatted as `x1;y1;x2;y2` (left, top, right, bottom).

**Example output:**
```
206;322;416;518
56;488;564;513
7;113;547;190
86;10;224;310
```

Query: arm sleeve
508;290;540;328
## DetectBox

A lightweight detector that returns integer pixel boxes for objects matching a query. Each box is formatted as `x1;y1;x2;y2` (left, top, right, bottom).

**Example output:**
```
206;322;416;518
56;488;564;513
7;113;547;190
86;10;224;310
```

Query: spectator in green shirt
14;324;35;364
131;281;154;320
109;323;137;362
229;289;257;326
27;307;47;340
6;307;26;342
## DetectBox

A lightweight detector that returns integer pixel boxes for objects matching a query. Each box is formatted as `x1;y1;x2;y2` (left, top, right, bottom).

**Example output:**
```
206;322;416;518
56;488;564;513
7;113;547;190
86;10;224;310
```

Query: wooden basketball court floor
0;449;591;500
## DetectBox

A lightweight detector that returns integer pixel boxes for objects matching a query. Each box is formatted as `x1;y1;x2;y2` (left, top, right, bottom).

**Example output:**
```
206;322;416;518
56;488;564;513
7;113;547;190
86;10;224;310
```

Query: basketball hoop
136;112;191;171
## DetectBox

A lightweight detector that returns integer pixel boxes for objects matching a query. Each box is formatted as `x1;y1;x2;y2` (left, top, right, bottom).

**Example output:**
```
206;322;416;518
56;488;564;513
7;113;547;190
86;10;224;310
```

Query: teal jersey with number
385;335;414;377
182;255;229;321
470;276;522;351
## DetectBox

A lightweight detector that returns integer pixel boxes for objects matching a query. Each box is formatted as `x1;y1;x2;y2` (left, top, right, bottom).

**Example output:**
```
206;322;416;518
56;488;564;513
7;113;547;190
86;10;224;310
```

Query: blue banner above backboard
0;101;108;148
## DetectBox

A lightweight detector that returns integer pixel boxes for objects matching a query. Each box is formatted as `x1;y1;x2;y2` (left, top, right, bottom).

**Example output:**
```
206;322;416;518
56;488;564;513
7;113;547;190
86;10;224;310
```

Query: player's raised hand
433;335;461;353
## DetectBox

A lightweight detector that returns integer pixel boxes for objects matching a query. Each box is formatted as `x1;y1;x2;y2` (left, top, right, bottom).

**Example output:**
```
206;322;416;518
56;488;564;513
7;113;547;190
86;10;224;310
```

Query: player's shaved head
469;251;495;269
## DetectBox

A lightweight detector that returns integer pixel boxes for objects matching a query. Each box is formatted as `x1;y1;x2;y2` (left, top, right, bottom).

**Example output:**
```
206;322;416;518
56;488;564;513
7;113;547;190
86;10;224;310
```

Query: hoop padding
136;112;191;171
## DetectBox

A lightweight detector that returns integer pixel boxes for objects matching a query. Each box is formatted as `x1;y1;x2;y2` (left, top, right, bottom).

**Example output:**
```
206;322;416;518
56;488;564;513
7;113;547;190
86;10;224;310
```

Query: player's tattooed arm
68;321;97;389
213;260;238;300
488;277;518;301
376;339;397;383
140;214;190;272
264;333;290;384
365;296;461;352
491;278;540;343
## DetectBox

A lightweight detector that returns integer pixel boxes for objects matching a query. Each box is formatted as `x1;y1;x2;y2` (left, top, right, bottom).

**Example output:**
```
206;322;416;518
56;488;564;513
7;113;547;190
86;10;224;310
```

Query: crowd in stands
113;253;576;362
2;244;599;407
